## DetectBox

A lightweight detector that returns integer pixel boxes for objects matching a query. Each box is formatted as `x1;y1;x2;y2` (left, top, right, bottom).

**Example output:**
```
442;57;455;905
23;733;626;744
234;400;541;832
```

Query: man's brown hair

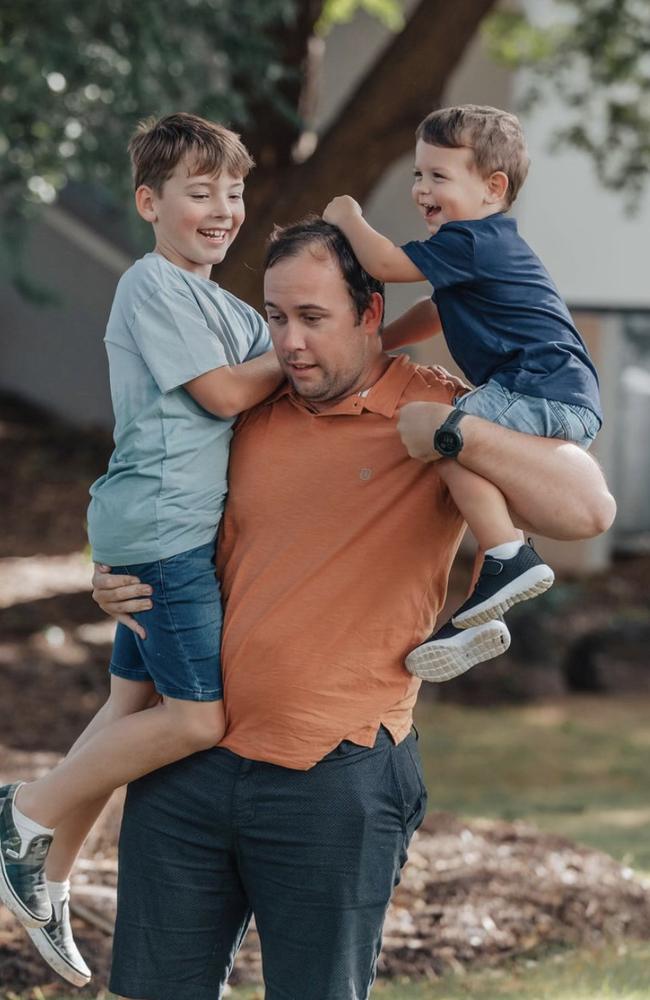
416;105;530;208
128;112;254;193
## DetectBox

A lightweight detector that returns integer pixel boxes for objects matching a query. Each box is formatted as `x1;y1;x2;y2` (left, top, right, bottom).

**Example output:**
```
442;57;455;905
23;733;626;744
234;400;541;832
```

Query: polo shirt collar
267;355;417;418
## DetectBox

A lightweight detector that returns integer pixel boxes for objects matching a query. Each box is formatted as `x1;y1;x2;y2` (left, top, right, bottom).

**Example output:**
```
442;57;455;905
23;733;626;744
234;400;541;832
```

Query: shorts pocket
390;736;428;836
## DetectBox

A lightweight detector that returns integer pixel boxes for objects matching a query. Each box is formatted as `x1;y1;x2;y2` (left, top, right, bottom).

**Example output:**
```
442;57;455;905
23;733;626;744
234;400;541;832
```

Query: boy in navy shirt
324;104;602;679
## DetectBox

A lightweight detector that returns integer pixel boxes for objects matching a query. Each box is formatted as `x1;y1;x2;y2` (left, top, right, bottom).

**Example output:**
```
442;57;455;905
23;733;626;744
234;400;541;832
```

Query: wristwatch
433;408;466;458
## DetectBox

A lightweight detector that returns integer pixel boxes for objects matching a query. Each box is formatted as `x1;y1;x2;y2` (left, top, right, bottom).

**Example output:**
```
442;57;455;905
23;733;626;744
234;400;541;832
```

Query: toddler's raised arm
323;196;426;283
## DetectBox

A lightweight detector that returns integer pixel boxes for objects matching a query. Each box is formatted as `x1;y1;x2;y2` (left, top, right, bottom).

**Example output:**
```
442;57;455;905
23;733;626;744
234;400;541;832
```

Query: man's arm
323;196;426;283
184;349;283;419
381;298;443;352
397;401;616;540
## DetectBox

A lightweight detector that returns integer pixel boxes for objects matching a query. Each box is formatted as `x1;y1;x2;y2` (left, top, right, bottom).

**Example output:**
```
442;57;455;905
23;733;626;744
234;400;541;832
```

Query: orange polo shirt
217;355;466;769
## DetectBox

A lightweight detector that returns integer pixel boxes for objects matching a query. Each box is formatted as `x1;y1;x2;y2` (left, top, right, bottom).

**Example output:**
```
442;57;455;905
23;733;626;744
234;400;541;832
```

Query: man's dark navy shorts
109;726;427;1000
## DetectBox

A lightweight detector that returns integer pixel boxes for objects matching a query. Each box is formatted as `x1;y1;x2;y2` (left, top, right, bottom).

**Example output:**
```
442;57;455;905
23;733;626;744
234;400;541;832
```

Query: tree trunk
215;0;498;307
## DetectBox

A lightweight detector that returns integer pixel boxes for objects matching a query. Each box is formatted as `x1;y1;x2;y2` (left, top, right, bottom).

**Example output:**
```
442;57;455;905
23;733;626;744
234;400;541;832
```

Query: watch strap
439;408;466;433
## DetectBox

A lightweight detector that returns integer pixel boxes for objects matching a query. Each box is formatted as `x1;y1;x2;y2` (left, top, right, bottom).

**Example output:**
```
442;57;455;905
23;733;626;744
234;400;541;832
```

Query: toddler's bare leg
437;459;524;550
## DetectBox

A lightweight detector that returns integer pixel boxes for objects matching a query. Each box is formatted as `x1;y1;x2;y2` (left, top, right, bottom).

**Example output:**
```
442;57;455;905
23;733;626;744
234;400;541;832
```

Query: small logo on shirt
359;468;373;481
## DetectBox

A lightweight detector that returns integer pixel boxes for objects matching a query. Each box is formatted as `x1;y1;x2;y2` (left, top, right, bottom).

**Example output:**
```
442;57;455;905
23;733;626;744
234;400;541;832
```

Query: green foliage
484;0;650;203
0;0;406;296
318;0;404;34
0;0;299;284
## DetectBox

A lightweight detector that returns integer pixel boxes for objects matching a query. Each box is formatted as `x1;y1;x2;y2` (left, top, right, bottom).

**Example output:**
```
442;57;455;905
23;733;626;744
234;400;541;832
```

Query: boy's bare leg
16;696;225;830
45;677;158;882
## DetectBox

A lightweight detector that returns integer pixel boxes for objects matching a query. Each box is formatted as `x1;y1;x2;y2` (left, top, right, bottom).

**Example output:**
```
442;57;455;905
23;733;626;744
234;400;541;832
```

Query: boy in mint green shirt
0;113;281;987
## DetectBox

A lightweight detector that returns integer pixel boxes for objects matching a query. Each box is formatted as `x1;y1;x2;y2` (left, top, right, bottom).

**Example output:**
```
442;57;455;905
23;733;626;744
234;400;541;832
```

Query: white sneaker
405;618;511;682
27;894;92;987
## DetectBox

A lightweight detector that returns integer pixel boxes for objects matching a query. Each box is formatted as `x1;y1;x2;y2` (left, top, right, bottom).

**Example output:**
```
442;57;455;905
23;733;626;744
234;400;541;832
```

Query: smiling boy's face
411;140;503;235
136;155;246;277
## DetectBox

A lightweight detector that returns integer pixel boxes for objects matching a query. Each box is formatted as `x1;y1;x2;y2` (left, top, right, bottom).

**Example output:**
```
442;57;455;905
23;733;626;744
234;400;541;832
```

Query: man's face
411;140;496;234
138;156;246;277
263;246;383;408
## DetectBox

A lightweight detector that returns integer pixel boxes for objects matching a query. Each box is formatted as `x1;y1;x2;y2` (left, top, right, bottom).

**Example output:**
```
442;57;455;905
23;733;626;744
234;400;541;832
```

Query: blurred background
1;1;649;998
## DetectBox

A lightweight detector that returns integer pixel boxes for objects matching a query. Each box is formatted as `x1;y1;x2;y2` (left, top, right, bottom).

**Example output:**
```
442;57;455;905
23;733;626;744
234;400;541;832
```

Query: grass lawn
7;696;650;1000
413;694;650;873
226;941;650;998
34;942;647;999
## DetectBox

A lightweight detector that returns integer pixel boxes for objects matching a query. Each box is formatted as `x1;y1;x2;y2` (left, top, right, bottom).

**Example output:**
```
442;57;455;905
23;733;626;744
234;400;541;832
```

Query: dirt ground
1;392;649;994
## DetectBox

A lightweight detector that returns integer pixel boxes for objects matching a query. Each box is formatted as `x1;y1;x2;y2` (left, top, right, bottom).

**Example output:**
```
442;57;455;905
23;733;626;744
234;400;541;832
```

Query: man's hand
323;195;363;228
397;401;454;462
91;563;152;640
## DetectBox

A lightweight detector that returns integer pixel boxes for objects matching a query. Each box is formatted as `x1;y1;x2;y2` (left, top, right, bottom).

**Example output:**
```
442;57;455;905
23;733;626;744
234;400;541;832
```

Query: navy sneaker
405;618;510;682
28;893;92;987
0;783;52;928
453;541;554;628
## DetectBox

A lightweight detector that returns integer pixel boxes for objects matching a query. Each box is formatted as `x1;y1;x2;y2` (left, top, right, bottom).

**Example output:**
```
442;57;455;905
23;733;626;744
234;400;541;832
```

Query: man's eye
191;194;209;200
267;313;284;323
230;193;243;201
304;315;321;324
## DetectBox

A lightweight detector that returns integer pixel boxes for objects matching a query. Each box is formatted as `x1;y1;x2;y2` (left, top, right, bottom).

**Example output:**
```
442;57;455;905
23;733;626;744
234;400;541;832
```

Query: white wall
0;211;125;429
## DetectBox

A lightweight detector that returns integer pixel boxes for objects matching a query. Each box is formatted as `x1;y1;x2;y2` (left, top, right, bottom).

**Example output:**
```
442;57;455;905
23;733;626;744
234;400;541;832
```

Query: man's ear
135;185;158;223
486;171;509;206
363;291;385;336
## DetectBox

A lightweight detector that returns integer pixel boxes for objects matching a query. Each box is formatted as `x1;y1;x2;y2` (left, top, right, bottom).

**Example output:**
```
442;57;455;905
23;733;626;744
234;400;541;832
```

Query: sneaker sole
452;565;555;628
27;925;92;987
405;620;510;682
0;853;51;929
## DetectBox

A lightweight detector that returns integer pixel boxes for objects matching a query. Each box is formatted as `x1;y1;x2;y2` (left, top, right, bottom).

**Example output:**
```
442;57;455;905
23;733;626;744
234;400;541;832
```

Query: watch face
437;430;458;454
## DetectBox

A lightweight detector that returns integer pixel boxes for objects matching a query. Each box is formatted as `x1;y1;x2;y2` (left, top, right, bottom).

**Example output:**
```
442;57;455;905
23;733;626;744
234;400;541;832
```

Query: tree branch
217;0;498;305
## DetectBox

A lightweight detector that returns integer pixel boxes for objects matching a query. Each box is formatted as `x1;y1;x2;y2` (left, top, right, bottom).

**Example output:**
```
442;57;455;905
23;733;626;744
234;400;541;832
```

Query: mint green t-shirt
88;253;271;565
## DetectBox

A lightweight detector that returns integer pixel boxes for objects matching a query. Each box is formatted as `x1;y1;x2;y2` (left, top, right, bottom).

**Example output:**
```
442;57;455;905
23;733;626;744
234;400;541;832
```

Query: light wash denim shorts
109;539;223;701
454;379;600;449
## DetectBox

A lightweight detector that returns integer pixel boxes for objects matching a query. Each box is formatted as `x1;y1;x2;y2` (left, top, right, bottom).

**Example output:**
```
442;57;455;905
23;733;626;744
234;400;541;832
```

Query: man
93;219;614;1000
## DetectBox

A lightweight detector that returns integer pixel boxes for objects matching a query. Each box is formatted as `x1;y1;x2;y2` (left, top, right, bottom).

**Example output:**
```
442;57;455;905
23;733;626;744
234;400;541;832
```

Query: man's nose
279;321;306;352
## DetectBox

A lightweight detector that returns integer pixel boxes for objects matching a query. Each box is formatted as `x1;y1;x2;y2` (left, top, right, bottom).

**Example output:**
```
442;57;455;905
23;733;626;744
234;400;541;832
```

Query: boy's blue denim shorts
109;539;223;702
454;378;600;449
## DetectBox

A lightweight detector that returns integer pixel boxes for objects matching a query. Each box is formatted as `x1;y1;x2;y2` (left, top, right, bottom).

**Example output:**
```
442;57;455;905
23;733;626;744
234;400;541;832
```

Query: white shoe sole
27;925;92;987
453;565;555;628
405;620;511;682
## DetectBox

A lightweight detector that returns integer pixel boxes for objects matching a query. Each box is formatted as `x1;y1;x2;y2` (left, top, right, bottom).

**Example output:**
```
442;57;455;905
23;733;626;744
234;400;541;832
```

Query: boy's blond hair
128;112;254;193
416;105;530;208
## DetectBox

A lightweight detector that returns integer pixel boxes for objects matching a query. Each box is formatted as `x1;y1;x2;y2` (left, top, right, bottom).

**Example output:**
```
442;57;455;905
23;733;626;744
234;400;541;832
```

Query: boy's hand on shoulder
323;195;362;227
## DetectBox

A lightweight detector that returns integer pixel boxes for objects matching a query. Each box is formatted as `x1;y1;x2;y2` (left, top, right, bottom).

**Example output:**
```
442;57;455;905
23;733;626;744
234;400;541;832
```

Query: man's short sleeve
401;223;477;290
131;287;229;393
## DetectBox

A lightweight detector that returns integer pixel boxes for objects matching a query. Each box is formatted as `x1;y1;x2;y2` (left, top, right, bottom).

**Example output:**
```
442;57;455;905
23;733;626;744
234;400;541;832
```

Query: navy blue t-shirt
401;214;602;422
